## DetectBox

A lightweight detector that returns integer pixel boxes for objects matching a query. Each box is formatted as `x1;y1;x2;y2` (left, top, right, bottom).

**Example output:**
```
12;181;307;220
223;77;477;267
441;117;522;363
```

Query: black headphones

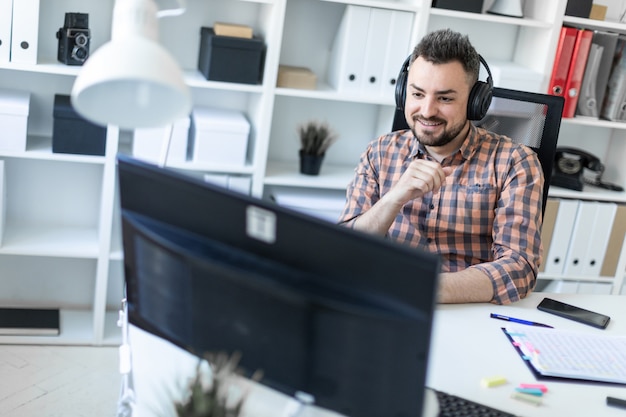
394;54;494;121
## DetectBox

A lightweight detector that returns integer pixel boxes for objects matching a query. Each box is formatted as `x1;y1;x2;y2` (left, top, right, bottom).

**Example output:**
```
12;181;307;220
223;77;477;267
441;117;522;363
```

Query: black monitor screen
117;155;441;417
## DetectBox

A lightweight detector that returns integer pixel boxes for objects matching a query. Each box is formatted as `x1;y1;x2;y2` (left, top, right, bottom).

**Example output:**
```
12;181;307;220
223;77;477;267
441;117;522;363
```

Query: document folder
0;0;12;63
10;0;39;64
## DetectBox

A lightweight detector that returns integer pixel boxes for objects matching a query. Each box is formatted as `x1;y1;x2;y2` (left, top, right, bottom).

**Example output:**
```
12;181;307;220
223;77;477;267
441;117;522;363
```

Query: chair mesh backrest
391;87;565;215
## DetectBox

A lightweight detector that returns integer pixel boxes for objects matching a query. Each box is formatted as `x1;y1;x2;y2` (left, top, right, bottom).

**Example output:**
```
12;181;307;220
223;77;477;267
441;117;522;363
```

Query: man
338;29;543;305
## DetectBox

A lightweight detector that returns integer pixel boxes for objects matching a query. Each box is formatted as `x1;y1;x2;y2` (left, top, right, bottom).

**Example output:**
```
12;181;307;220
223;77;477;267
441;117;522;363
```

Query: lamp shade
70;0;191;129
487;0;524;18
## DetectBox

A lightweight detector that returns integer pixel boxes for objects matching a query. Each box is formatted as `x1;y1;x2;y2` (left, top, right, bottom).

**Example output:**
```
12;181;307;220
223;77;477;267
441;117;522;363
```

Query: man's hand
385;159;453;207
352;160;452;235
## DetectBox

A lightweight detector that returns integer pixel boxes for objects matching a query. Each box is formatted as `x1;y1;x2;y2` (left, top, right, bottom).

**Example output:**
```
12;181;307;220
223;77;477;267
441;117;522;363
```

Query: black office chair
392;87;565;215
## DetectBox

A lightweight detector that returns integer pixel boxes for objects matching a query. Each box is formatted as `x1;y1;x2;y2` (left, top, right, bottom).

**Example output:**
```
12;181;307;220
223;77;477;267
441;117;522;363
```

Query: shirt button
430;204;435;210
427;237;433;243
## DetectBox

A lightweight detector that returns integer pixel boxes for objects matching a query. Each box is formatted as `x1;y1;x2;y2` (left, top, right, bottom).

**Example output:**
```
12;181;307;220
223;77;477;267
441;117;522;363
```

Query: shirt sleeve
338;142;381;227
472;145;544;304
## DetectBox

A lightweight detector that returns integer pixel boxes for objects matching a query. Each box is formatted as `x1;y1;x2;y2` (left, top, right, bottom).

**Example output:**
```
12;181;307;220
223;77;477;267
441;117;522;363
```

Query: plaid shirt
338;124;544;304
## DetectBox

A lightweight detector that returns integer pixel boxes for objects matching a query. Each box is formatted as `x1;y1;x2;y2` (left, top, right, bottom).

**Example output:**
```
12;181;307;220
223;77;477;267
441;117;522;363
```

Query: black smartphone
537;297;610;329
537;297;611;329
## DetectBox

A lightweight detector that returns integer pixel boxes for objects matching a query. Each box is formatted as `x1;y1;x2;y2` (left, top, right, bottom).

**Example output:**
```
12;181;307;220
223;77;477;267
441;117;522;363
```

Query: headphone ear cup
467;80;493;121
395;56;410;111
395;71;407;111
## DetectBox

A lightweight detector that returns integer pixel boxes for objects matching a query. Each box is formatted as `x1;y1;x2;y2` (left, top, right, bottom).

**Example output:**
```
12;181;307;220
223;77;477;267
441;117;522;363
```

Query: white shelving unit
1;0;625;346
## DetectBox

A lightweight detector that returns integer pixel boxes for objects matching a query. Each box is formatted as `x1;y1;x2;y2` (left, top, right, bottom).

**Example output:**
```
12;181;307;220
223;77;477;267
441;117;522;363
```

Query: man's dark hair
411;29;480;85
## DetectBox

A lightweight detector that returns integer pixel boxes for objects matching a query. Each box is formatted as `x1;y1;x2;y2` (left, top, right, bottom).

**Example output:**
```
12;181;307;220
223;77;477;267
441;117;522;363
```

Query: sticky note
515;387;543;396
511;391;542;406
481;376;507;388
519;383;548;393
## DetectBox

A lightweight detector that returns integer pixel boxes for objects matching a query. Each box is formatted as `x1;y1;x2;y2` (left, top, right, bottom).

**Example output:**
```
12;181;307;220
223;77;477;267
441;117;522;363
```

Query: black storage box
52;94;107;156
432;0;483;13
198;27;265;84
565;0;593;17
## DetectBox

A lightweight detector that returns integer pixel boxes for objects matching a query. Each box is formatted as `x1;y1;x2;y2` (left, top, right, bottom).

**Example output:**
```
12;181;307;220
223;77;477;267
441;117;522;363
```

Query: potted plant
175;351;263;417
298;120;338;175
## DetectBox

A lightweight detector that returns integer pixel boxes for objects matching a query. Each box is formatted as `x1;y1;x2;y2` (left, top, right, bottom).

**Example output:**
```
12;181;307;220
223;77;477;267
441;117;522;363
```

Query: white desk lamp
71;0;191;131
486;0;524;18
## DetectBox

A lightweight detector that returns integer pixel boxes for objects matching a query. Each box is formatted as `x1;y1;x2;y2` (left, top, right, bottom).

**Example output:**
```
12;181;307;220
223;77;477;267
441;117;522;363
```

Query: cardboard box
189;107;250;166
0;88;30;152
52;94;107;156
198;27;265;84
590;4;608;20
133;116;190;164
213;22;253;39
277;65;317;90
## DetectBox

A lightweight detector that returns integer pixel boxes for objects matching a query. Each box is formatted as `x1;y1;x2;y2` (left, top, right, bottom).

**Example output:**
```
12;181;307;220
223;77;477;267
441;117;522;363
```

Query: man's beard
410;116;466;148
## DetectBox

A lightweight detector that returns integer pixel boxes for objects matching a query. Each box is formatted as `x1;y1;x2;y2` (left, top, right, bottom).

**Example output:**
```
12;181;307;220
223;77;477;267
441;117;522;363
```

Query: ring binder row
540;198;626;291
327;5;413;98
548;25;626;122
0;0;40;64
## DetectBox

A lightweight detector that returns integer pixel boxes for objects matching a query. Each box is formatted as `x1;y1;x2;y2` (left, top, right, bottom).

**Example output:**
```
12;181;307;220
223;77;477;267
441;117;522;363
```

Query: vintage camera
56;13;90;65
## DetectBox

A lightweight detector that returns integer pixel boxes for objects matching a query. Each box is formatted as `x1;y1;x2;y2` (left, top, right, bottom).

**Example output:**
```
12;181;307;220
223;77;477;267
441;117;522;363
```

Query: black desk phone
552;147;623;192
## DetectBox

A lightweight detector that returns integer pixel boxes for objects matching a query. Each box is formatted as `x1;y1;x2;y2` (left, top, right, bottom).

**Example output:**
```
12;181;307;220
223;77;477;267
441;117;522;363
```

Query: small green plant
298;120;339;156
175;351;263;417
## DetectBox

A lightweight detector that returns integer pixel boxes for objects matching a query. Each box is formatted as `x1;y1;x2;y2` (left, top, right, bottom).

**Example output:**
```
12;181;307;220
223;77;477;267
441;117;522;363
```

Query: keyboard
435;389;517;417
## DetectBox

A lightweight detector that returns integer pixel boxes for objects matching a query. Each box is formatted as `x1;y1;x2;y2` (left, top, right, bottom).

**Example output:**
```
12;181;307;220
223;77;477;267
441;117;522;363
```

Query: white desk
428;292;626;416
126;292;626;417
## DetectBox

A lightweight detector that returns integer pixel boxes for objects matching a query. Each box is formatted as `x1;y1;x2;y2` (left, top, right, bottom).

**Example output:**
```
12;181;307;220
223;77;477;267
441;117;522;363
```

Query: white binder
581;201;617;276
543;199;579;275
0;160;5;246
0;0;12;63
327;5;370;94
361;8;392;95
379;10;413;99
10;0;39;64
576;43;603;117
563;200;598;276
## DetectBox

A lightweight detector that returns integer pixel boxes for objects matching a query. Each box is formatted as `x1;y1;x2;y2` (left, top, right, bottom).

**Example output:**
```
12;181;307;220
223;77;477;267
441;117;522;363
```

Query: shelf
548;185;626;203
319;0;420;12
0;225;100;258
275;84;395;105
561;116;626;131
429;8;553;28
264;160;354;189
184;70;265;93
563;16;626;34
165;159;256;175
1;136;107;164
0;60;81;76
538;273;620;283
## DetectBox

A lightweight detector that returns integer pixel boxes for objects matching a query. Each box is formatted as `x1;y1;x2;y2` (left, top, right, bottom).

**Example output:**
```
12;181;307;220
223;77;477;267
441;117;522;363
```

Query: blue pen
490;313;553;328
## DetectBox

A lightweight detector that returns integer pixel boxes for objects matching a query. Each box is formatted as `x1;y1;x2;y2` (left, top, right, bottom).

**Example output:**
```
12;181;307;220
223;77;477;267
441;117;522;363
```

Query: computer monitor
117;155;441;417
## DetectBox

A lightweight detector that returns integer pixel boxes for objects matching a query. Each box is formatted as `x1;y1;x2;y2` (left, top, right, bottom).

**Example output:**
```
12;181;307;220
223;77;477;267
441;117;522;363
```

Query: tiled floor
0;344;121;417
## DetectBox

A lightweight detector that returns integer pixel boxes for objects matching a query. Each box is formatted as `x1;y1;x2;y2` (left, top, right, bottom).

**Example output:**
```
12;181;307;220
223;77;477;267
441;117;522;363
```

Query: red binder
548;27;578;98
562;29;594;118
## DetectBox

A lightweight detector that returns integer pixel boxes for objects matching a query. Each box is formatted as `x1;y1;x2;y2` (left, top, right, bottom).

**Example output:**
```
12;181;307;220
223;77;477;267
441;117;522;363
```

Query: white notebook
503;325;626;384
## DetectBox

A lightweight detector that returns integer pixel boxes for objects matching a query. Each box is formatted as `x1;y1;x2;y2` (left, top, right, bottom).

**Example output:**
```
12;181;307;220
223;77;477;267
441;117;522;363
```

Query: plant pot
299;151;324;175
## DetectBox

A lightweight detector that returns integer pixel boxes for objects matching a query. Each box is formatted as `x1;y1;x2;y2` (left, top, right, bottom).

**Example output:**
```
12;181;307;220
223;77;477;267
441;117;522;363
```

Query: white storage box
132;116;190;164
0;88;30;152
190;107;250;166
270;188;346;222
481;60;544;93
